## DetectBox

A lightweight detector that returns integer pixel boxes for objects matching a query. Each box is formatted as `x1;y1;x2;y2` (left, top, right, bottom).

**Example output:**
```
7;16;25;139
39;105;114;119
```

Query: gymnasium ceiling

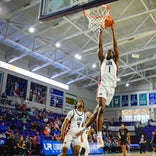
0;0;156;92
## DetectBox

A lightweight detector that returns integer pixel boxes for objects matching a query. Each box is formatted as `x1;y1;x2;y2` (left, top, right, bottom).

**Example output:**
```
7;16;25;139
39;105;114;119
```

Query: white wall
116;80;152;94
107;79;156;121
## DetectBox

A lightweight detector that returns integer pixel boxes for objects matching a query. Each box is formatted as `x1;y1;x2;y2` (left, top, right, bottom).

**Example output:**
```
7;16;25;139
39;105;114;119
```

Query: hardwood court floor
88;152;154;156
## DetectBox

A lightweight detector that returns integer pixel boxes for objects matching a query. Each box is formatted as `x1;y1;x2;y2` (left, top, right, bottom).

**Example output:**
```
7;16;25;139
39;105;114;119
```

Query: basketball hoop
83;4;112;31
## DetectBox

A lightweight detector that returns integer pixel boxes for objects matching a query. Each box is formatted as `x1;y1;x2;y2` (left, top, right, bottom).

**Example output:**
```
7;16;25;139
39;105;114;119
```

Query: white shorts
97;85;115;105
62;131;82;149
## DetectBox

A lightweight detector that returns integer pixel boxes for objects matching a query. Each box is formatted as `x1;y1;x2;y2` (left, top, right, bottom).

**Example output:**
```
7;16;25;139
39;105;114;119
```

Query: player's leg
121;144;127;156
72;137;83;156
58;133;72;156
140;143;142;153
96;97;106;132
72;145;81;156
152;146;156;155
58;147;68;156
96;87;115;148
85;105;98;127
84;140;90;156
72;142;82;156
96;97;106;148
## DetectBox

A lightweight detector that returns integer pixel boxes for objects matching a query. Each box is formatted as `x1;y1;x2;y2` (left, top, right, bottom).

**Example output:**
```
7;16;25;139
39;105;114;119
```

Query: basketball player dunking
73;22;119;149
58;100;86;156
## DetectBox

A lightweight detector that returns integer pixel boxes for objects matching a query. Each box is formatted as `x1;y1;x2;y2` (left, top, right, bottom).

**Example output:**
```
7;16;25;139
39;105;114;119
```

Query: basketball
104;15;114;28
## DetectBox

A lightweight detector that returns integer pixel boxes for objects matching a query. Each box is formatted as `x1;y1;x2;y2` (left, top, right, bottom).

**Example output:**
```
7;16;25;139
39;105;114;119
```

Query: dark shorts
120;139;128;145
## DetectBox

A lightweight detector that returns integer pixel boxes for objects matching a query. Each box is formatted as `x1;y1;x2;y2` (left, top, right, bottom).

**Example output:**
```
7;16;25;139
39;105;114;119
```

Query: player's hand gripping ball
104;16;114;28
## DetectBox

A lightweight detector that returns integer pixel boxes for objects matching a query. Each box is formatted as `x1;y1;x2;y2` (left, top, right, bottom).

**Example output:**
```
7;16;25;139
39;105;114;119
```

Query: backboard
38;0;118;21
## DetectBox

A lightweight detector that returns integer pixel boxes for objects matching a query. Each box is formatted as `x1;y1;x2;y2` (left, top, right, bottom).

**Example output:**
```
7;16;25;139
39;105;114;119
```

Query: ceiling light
117;77;120;82
92;64;96;68
28;27;35;33
55;42;61;48
132;53;139;58
75;54;81;60
126;83;129;87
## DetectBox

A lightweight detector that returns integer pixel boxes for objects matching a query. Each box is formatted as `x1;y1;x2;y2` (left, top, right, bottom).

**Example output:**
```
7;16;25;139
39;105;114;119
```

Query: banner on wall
113;96;120;107
149;92;156;105
42;140;104;155
139;93;147;106
122;95;129;107
6;74;27;98
130;94;138;106
29;82;47;104
50;88;64;108
64;92;77;114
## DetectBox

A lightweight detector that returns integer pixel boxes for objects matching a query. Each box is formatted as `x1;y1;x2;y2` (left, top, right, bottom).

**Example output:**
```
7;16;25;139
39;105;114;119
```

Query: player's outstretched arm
60;118;69;143
98;29;104;63
111;23;119;65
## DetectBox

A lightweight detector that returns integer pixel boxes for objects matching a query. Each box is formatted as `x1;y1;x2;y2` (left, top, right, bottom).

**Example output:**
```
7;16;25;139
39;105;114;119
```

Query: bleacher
0;102;155;155
142;126;156;139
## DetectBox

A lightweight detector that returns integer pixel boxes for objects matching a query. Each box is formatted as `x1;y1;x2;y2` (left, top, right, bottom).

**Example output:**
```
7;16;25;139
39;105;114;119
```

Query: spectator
29;122;36;132
0;115;3;121
50;127;61;140
36;131;41;155
111;137;121;153
151;130;156;156
6;134;17;155
15;102;20;110
25;135;32;155
0;122;7;138
31;133;38;155
5;127;13;138
14;131;19;140
20;123;27;131
17;135;26;156
43;124;51;137
21;115;27;124
104;136;112;153
20;104;26;111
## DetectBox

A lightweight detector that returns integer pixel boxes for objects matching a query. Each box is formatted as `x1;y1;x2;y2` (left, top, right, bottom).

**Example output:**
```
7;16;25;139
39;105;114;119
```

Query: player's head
152;130;156;135
121;123;125;129
141;134;144;138
75;100;84;109
106;49;114;60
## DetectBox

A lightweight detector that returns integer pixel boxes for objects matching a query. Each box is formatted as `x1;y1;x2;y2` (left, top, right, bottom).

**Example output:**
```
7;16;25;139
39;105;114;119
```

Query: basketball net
83;4;111;41
73;0;88;5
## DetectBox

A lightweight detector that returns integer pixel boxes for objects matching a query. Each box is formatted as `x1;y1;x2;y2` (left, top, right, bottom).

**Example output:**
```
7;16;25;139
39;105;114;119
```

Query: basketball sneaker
97;137;104;149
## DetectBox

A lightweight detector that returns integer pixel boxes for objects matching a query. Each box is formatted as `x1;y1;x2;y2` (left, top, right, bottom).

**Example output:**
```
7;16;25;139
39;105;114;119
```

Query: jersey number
108;66;111;73
77;122;80;128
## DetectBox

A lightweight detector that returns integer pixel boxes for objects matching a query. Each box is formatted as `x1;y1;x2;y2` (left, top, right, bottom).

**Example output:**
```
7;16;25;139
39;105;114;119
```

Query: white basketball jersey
66;109;86;133
99;58;117;87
